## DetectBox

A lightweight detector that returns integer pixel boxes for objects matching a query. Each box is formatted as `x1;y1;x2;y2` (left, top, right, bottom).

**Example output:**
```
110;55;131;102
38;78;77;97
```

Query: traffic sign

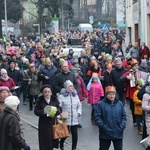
89;15;94;20
89;20;94;24
102;24;109;30
98;21;101;25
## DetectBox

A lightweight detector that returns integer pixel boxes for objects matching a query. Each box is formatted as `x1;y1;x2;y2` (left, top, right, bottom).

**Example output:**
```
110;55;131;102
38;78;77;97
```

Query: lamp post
61;0;64;30
4;0;8;38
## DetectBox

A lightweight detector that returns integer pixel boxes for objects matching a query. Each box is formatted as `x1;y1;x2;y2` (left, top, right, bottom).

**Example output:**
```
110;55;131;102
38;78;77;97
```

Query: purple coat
76;76;87;101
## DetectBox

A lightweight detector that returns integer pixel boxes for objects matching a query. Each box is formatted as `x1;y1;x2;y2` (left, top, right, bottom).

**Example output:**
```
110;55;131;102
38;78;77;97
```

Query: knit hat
45;57;50;62
115;58;122;64
141;59;147;64
4;96;20;110
0;86;9;92
1;68;7;74
105;86;116;95
64;80;73;88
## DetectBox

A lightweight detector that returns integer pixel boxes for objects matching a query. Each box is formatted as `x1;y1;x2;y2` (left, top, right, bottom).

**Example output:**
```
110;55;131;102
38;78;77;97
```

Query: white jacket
58;88;82;126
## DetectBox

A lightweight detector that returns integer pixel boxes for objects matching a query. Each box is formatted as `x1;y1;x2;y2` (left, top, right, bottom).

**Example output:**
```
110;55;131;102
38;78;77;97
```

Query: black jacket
0;107;27;150
54;71;78;93
110;67;127;92
7;68;23;86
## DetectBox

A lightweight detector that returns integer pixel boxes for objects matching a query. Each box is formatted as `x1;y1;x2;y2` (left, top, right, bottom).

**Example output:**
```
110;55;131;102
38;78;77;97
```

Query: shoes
138;129;143;135
91;118;95;125
77;124;82;128
23;102;26;105
133;122;137;126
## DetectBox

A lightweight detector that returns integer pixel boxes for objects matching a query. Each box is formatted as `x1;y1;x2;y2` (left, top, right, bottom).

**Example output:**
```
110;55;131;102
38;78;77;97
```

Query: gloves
25;145;30;150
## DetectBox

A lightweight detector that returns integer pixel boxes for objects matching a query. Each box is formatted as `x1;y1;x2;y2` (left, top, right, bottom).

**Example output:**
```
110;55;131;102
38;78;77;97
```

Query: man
38;57;58;89
54;61;78;94
94;86;126;150
120;58;148;125
7;59;23;98
0;96;30;150
129;41;140;60
110;58;128;105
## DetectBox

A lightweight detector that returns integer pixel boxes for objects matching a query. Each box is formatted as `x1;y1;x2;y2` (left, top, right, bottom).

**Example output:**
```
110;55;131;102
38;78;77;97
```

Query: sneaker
133;122;137;126
77;124;82;128
138;129;143;135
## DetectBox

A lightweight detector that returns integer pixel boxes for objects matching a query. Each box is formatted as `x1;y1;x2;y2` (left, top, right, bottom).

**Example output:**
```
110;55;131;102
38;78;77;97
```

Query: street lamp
4;0;8;38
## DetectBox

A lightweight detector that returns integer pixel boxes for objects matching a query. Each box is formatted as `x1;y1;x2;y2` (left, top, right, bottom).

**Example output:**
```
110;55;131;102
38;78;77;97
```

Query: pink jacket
87;82;104;104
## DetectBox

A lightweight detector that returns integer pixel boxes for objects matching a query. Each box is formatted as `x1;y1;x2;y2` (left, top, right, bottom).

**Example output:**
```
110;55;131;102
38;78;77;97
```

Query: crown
105;86;116;93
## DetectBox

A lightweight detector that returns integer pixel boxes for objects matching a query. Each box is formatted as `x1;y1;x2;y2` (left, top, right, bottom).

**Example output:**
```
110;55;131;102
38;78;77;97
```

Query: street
19;99;144;150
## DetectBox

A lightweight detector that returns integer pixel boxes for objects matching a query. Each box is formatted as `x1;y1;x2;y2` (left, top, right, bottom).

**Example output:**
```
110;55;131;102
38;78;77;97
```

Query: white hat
1;68;7;74
64;80;73;88
4;96;20;110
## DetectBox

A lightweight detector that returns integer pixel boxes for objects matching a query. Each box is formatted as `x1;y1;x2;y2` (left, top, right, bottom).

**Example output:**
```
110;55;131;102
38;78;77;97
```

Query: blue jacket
94;98;126;139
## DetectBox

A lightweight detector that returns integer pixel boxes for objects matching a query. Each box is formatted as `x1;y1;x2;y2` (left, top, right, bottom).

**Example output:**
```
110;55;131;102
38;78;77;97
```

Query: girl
87;73;104;124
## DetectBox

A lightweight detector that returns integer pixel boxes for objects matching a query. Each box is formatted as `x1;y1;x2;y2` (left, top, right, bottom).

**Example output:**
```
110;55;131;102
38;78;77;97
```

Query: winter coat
0;77;15;90
58;88;82;126
129;46;140;60
0;107;28;150
76;76;87;101
142;86;150;135
87;82;104;104
34;95;62;150
110;67;127;93
7;68;23;86
38;65;58;87
139;46;149;60
23;69;40;95
0;101;5;113
94;97;126;139
55;71;78;93
133;88;142;115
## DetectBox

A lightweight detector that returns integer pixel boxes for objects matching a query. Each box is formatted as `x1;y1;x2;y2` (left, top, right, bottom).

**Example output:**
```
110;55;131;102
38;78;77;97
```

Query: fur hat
4;96;20;110
64;80;73;88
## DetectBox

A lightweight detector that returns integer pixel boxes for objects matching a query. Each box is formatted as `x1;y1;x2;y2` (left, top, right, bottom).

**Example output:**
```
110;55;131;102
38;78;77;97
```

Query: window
133;0;138;4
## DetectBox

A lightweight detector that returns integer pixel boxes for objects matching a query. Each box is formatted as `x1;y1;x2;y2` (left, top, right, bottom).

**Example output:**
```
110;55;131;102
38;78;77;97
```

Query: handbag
53;114;70;139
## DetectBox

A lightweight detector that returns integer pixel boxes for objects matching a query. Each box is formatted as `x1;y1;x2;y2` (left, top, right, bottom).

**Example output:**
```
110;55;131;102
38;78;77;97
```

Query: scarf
1;76;9;81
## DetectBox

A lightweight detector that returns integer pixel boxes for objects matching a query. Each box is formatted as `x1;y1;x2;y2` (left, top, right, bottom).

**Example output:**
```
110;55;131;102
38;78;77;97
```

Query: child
133;78;144;135
87;73;104;124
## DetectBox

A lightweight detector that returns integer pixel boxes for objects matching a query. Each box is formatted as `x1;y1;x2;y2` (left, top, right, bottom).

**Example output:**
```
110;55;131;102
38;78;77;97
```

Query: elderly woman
0;86;10;113
34;85;61;150
58;80;82;150
0;69;16;91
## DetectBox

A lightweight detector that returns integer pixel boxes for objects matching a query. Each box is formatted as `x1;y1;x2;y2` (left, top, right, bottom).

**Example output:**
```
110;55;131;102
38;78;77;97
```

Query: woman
0;86;10;113
0;68;16;91
58;80;82;150
23;63;40;110
34;85;61;150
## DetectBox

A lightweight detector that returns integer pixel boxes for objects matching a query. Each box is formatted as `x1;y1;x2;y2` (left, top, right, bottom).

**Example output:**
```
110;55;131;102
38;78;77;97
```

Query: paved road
19;99;144;150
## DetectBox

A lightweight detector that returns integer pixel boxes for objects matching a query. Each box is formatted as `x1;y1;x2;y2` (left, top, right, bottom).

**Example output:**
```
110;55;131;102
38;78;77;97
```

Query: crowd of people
0;28;150;150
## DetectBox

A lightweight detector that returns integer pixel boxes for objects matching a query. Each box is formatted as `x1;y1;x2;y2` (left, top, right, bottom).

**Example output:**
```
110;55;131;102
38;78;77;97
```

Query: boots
138;129;143;135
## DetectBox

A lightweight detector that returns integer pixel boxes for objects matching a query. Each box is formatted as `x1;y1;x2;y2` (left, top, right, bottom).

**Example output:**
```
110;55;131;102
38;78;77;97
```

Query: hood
145;86;150;94
60;88;77;97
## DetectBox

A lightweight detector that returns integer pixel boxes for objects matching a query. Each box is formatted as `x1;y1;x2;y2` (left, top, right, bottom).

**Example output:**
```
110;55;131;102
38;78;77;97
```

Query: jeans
28;95;38;110
129;99;136;123
99;138;123;150
60;125;78;150
117;92;126;106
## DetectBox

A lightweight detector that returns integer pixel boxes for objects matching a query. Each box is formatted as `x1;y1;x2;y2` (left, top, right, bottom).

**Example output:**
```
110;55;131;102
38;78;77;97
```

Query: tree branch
23;8;38;19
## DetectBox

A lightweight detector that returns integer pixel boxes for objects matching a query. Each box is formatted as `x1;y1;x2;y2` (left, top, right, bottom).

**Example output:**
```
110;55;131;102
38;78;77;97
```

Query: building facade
126;0;150;47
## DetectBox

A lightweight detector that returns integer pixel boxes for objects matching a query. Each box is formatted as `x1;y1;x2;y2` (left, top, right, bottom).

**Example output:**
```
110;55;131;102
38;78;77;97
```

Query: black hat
40;85;52;93
3;58;8;62
9;59;16;65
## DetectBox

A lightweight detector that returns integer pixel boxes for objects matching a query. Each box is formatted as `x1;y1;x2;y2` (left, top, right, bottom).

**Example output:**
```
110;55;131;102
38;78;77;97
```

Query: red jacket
120;71;137;100
0;78;16;89
139;46;149;60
